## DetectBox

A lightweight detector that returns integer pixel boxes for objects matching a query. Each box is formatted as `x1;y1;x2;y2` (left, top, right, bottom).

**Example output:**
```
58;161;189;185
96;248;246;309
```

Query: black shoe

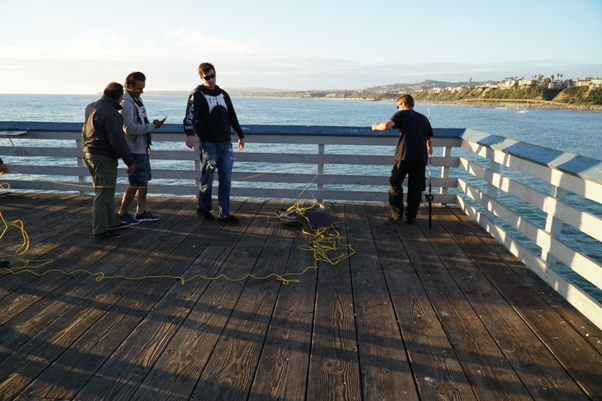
94;231;121;239
406;217;415;225
217;214;239;224
389;215;402;223
197;209;215;221
0;259;10;268
108;222;132;230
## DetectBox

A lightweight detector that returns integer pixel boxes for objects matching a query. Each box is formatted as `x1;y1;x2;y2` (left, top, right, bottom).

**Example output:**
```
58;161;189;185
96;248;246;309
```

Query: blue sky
1;0;601;94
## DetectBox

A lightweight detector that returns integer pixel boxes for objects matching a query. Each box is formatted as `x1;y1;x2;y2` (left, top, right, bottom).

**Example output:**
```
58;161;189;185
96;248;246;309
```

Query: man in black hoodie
183;62;245;223
82;82;136;238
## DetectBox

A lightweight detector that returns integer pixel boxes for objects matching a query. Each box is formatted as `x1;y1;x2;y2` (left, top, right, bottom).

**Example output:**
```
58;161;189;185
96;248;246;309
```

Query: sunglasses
202;73;216;81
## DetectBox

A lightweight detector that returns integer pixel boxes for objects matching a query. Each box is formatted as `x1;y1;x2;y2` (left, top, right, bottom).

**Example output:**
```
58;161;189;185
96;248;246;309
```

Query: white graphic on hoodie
202;92;228;114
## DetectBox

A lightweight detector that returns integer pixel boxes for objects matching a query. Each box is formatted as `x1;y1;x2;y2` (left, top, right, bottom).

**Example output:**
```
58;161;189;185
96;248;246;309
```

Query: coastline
233;94;602;111
421;99;602;111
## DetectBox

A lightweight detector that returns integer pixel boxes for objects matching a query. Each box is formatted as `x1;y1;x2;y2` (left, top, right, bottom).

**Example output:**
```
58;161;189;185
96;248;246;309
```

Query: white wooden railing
1;122;602;330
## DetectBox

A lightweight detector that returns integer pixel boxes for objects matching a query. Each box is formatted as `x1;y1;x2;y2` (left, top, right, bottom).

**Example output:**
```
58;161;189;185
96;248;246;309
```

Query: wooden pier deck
1;192;601;401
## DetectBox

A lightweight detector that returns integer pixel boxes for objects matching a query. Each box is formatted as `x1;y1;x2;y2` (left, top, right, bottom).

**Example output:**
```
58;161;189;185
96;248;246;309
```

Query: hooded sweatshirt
183;84;244;142
121;90;155;154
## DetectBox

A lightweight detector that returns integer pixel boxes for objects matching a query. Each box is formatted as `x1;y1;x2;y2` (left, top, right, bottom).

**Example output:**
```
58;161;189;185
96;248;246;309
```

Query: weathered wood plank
0;194;601;401
432;207;590;400
185;201;292;401
396;209;532;400
446;206;602;400
344;203;419;401
248;207;318;401
18;200;209;400
305;203;362;401
0;198;193;398
366;203;478;401
116;200;267;401
71;200;264;401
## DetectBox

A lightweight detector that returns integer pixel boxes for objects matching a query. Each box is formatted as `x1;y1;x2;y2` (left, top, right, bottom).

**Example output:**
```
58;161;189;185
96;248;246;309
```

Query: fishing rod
425;107;434;229
425;156;433;229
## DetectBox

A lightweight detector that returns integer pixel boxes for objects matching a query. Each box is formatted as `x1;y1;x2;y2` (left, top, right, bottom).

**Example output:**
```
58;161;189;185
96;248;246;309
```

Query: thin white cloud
165;28;267;55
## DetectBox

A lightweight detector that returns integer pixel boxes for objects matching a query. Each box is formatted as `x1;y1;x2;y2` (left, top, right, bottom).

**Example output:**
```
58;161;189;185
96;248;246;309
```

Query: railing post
75;138;86;196
485;160;500;222
317;143;324;203
440;146;451;204
541;185;567;267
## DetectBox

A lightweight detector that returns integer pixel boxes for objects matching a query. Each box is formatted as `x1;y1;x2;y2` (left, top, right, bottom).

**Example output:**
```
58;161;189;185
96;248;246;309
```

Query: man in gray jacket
83;82;136;239
117;72;165;224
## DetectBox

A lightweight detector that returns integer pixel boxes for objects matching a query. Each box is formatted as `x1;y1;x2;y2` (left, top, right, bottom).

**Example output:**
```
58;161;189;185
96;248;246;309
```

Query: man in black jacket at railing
372;94;433;224
82;83;136;239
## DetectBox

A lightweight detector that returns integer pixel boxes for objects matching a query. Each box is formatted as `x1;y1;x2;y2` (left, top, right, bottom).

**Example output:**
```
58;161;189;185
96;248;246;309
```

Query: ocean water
1;94;602;301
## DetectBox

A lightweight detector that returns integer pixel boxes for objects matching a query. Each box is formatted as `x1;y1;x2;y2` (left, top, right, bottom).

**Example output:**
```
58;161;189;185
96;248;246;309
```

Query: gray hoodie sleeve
121;98;155;136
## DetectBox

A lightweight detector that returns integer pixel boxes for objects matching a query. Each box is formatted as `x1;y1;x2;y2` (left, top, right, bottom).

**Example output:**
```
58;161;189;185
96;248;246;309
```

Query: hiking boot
217;214;239;224
120;212;140;225
94;231;121;239
197;209;215;221
135;210;160;222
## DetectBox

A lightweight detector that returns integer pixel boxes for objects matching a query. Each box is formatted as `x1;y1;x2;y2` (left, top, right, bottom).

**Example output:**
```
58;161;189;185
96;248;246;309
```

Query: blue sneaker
119;212;140;225
135;210;160;222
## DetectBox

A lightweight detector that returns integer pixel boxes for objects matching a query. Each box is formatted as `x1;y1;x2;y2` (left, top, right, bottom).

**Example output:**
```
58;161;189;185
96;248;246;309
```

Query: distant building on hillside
576;79;592;87
519;79;536;86
548;81;572;89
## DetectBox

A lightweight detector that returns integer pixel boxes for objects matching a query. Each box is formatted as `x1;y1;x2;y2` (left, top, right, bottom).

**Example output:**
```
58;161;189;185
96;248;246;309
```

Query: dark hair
198;62;215;77
103;82;124;100
396;94;414;108
125;71;146;89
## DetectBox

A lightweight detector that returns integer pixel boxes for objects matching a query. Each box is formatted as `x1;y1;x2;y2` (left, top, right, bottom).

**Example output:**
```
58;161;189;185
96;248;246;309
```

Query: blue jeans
198;141;235;218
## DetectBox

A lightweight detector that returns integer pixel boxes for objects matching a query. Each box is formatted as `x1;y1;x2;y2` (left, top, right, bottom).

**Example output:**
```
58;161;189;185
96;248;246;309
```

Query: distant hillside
413;85;602;109
143;81;602;110
234;80;496;101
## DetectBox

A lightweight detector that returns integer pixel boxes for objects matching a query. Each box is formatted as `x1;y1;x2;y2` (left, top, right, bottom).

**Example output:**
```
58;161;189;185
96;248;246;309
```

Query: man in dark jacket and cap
82;82;136;239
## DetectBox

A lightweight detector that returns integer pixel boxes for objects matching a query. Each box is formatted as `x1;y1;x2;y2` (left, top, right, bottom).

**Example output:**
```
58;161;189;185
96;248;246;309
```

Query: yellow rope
1;163;356;285
0;212;54;274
